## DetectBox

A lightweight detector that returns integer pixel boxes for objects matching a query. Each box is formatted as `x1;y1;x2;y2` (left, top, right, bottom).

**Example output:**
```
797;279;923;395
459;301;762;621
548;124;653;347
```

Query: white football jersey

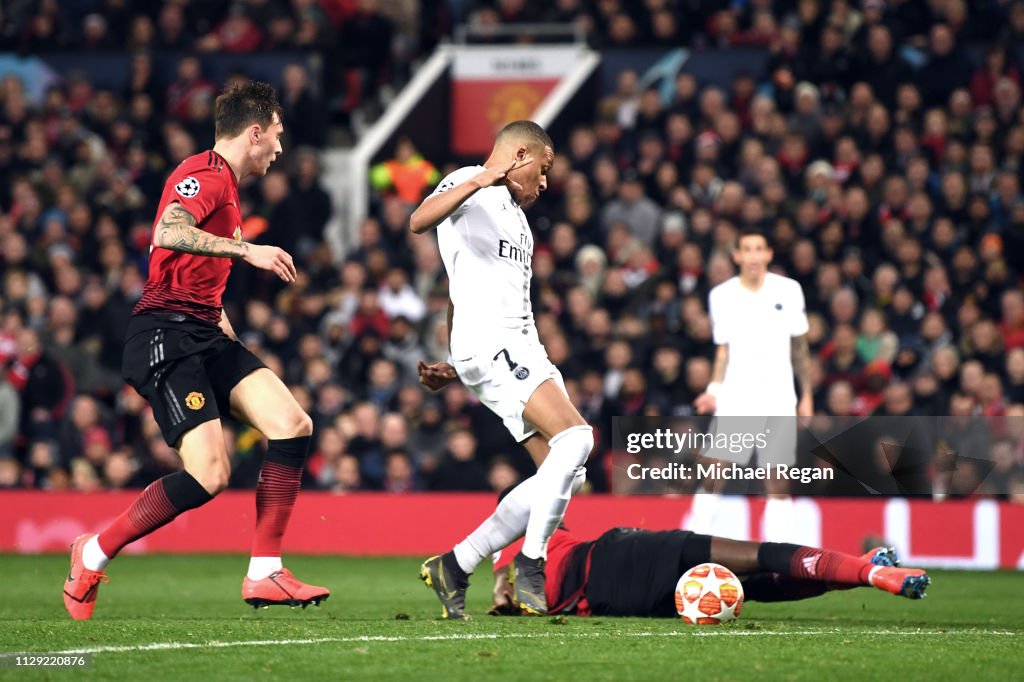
434;166;535;359
708;272;809;414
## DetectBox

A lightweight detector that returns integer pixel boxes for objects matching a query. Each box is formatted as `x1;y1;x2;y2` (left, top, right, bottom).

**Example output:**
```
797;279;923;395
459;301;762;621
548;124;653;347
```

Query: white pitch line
52;628;1020;656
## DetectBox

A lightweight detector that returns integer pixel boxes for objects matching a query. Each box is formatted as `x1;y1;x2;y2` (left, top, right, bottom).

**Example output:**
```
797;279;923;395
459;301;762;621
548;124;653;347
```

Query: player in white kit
692;226;814;542
409;121;593;619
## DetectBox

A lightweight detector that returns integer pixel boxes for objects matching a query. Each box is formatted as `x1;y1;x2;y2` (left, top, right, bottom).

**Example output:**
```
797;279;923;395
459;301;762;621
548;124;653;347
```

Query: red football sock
788;547;874;585
97;471;212;558
251;437;310;558
758;543;874;586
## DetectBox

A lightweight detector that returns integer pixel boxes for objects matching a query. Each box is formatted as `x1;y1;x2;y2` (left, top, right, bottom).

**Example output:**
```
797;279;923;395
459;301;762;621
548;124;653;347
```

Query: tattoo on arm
791;334;811;398
155;204;248;258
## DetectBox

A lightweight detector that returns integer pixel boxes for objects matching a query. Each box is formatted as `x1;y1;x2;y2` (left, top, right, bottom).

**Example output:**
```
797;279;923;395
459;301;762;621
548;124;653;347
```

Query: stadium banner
610;416;1023;497
2;492;1022;569
450;45;582;156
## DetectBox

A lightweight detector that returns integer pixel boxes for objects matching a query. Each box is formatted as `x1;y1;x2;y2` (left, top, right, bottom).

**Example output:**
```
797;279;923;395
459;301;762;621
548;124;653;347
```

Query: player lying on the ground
484;486;930;618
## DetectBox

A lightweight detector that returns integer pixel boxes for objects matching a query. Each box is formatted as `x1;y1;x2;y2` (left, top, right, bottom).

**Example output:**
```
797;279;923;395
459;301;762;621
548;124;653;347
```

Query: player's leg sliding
63;469;214;620
516;425;593;615
420;468;588;620
825;546;902;591
756;542;930;599
243;435;329;609
745;545;906;602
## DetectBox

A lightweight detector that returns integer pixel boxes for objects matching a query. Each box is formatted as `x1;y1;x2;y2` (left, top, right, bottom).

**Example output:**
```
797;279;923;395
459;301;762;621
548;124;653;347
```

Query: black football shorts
582;528;712;618
122;312;266;447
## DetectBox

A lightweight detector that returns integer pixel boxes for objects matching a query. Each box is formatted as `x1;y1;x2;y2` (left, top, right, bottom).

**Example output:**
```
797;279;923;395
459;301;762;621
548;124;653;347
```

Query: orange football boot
869;566;931;599
63;534;109;620
242;568;330;608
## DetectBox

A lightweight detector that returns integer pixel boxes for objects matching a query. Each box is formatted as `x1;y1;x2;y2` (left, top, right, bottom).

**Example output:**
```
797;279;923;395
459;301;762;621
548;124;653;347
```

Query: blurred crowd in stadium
1;0;1024;499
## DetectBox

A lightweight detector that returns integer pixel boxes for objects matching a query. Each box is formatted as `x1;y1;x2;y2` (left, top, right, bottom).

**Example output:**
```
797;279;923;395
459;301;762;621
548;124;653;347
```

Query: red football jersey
134;150;242;325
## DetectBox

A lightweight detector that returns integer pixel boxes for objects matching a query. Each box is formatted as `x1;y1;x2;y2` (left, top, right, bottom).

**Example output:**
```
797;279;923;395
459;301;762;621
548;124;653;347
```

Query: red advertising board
1;491;1021;569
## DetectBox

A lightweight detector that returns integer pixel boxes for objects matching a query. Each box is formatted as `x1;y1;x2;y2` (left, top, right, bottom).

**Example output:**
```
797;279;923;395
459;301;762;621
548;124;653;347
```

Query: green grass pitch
1;554;1021;681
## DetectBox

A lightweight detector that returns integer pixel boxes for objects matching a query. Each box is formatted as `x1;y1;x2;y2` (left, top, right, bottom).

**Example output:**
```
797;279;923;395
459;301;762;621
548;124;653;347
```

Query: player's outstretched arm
695;344;729;414
408;156;533;234
153;203;296;282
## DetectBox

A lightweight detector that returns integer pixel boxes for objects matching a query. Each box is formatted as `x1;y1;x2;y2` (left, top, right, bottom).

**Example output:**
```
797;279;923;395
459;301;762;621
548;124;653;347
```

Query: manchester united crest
184;391;205;410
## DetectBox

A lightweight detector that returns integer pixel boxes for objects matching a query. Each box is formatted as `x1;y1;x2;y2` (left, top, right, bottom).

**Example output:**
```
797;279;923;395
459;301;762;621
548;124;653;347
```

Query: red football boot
242;568;330;608
63;534;109;620
869;566;931;599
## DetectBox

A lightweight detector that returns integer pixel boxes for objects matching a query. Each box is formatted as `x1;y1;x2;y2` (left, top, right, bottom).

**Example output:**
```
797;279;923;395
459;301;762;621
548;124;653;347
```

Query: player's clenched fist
244;244;297;282
418;360;457;392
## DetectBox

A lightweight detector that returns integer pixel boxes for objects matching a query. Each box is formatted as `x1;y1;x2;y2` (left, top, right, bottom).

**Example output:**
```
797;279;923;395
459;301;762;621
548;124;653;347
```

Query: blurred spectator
378;268;426;323
281;64;327;149
166;56;216;121
195;4;263;53
430;428;489;491
334;0;395;119
487;456;521;493
0;356;19;457
7;327;73;445
382;450;419;492
601;171;662;245
370;137;441;204
332;454;364;493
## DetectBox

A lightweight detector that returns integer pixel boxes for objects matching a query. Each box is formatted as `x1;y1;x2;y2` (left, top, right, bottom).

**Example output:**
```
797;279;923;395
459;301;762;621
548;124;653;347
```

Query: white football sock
453;468;587;575
82;535;110;571
454;476;535;574
688;492;721;535
247;556;283;580
522;426;593;560
762;496;797;543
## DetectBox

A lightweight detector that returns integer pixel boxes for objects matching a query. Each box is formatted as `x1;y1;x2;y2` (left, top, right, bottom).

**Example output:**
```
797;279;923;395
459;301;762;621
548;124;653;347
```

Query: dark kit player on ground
63;81;328;620
489;521;931;618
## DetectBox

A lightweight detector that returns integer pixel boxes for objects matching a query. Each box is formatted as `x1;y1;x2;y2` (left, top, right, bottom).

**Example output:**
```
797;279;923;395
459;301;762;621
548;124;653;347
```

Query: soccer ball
674;563;744;625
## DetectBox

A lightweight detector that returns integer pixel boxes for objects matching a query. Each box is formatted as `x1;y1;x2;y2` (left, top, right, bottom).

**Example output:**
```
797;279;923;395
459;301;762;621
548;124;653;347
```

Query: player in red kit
488;519;931;618
62;82;328;620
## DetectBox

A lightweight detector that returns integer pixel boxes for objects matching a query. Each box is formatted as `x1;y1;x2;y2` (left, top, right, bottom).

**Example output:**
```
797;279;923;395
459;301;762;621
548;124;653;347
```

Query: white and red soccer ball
674;563;744;625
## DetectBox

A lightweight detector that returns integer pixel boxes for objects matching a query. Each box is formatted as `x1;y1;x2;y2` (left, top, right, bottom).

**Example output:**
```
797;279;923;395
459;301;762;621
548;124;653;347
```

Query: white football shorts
453;323;566;442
